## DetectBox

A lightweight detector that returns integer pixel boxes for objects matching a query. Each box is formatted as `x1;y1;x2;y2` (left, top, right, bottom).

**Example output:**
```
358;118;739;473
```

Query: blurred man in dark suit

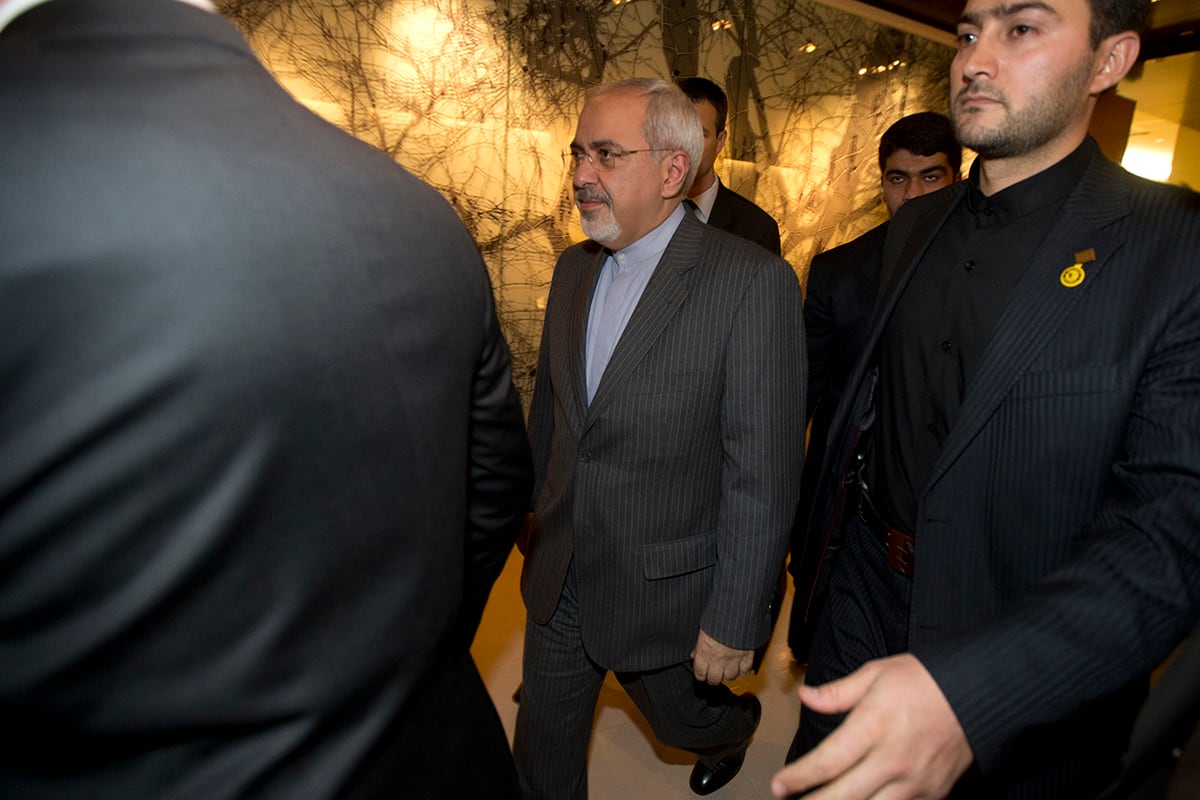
777;0;1200;795
1096;628;1200;799
787;112;960;657
677;76;783;255
0;1;532;798
515;78;804;798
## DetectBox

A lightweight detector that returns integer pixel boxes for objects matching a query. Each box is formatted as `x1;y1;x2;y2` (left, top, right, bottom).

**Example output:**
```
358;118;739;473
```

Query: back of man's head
676;76;729;135
878;112;961;176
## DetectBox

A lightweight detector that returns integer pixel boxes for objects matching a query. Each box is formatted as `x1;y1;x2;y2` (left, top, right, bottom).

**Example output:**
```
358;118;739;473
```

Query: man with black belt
775;0;1200;796
787;111;960;657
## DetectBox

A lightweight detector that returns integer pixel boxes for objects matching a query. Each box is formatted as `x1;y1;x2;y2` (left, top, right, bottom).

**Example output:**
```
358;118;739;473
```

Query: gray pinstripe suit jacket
796;140;1200;796
522;211;805;673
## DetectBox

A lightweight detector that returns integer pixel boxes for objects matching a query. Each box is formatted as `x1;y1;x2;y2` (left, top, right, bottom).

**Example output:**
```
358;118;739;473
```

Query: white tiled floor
471;551;808;800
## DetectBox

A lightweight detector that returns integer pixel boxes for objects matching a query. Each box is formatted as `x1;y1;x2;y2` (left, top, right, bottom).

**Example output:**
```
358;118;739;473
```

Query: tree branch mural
218;0;951;402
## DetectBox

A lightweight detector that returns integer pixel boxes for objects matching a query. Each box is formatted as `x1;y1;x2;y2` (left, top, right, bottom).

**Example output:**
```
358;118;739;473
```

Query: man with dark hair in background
0;1;532;798
787;111;960;658
777;0;1200;795
876;111;963;219
676;76;783;255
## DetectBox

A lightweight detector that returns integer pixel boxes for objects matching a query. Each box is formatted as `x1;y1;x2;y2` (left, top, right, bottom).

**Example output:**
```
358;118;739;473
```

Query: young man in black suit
778;0;1200;795
787;112;960;657
0;2;532;797
677;76;783;255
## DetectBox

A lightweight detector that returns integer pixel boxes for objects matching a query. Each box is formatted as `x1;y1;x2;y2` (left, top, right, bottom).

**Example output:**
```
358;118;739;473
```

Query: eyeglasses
562;147;676;174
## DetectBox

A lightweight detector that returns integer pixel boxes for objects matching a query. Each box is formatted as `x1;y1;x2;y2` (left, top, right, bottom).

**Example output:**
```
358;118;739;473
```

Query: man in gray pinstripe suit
513;78;805;798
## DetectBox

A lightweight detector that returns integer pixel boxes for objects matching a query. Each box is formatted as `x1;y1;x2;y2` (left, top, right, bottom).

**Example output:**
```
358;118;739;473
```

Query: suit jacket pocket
642;531;718;580
632;369;702;397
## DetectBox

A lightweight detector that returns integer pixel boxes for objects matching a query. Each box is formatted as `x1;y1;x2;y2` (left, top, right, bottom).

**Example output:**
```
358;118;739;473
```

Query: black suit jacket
797;224;885;512
523;213;805;671
708;181;783;255
0;2;532;798
796;141;1200;796
787;223;885;649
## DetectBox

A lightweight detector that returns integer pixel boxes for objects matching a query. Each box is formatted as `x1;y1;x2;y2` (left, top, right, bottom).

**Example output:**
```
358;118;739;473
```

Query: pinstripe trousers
789;514;912;762
786;516;1132;799
514;562;757;800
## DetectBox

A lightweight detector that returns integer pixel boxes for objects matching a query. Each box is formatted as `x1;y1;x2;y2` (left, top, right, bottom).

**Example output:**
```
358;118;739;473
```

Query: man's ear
716;128;728;155
1091;31;1140;94
663;151;691;198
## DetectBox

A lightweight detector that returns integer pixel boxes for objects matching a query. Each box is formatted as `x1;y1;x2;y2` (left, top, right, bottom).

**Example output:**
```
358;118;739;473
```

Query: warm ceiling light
803;42;817;53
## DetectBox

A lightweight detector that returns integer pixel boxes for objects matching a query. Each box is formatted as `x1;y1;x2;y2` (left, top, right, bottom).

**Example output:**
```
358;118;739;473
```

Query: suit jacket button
580;451;592;463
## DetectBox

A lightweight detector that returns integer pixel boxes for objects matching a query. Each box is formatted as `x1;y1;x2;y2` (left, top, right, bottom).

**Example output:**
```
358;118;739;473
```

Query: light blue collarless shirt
585;204;687;403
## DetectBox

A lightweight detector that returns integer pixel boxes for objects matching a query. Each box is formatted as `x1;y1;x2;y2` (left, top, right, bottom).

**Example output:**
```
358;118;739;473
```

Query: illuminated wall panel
219;0;953;399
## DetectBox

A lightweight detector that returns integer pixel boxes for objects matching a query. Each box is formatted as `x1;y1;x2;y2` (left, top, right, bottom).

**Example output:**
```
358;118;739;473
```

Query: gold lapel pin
1060;248;1096;288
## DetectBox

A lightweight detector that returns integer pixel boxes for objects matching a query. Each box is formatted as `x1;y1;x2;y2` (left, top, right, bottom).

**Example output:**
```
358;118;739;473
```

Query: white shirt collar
691;174;722;223
0;0;217;34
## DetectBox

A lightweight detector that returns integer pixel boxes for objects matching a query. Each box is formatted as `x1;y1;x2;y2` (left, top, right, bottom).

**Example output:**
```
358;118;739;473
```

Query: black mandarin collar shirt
870;138;1097;534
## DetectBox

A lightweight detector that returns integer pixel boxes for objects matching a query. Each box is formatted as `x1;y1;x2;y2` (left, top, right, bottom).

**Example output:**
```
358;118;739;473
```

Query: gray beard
580;207;621;245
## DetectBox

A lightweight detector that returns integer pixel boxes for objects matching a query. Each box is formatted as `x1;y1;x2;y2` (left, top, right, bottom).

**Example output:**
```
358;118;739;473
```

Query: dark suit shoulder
711;184;782;255
1108;159;1200;220
1059;153;1200;282
809;222;888;276
694;215;790;273
715;184;775;222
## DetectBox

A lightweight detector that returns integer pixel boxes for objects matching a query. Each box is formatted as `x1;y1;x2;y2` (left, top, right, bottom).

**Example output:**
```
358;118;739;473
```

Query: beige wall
220;0;954;400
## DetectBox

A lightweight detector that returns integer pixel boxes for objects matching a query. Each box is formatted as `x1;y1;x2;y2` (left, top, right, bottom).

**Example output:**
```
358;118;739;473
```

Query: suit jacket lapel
559;244;605;430
869;189;962;365
583;213;700;426
926;156;1131;490
799;206;951;619
820;189;962;479
853;223;889;329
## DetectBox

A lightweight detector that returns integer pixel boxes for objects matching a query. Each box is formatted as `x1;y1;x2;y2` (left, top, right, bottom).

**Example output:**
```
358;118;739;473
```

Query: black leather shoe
688;746;748;796
688;694;762;796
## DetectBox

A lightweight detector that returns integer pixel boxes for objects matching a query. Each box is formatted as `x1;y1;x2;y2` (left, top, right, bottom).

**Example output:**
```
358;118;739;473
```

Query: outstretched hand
770;654;974;799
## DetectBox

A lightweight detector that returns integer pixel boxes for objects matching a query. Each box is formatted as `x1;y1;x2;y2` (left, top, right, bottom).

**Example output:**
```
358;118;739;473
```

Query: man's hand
770;654;974;799
691;629;754;685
